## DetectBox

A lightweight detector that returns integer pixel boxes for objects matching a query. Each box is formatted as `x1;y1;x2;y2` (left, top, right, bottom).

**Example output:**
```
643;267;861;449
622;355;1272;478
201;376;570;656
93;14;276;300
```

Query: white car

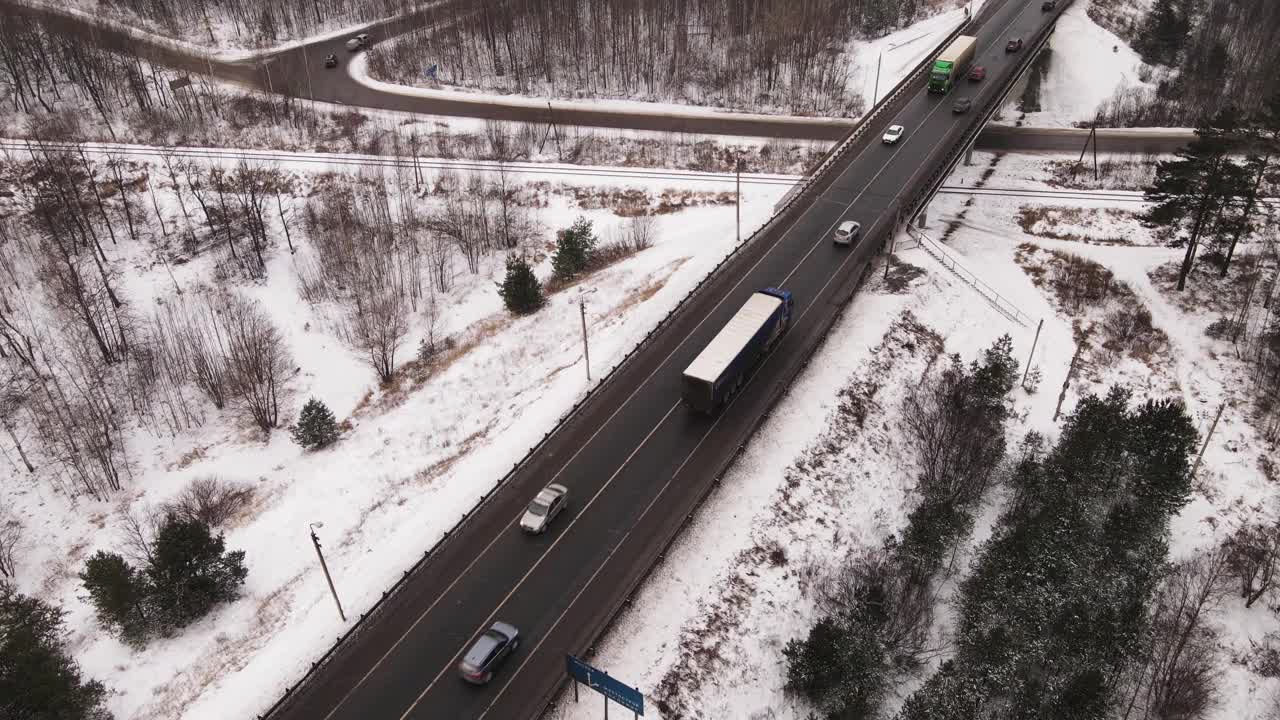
882;124;905;144
833;220;861;246
345;33;370;52
519;483;569;534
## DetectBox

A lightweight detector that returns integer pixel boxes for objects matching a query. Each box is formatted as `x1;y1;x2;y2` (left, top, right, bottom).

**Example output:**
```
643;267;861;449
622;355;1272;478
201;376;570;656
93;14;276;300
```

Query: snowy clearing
0;148;789;720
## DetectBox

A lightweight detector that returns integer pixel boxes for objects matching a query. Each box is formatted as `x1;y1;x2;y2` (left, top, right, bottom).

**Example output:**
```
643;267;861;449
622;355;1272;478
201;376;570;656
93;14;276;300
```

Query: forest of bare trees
370;0;944;116
1095;0;1280;126
98;0;422;46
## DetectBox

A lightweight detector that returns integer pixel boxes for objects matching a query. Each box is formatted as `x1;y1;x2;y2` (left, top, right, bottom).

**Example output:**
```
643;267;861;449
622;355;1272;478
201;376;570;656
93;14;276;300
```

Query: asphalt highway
263;1;1070;719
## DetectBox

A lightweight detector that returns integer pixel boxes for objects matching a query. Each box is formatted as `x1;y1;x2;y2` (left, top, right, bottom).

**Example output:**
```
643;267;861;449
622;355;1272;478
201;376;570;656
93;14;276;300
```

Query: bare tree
1121;550;1228;720
903;355;1008;507
0;515;19;578
629;213;656;251
1226;521;1280;608
345;263;411;384
220;294;292;432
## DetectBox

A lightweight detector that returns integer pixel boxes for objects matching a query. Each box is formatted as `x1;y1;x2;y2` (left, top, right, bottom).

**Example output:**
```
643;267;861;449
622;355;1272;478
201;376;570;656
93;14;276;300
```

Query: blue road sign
426;63;438;79
566;655;644;715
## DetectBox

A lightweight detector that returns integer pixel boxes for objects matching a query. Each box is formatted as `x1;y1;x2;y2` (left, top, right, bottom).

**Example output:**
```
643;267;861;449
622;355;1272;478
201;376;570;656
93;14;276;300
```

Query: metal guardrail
906;224;1032;326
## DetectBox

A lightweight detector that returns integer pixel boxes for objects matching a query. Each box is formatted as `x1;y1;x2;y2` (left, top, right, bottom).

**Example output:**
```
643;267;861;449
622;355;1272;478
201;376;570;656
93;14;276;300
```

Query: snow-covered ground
548;151;1280;720
1002;0;1153;127
0;150;790;720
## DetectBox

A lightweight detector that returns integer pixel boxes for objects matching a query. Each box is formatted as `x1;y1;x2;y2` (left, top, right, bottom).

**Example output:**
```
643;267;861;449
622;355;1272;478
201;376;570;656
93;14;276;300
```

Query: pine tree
1145;107;1248;290
290;398;339;450
0;583;111;720
1134;0;1189;67
551;216;598;280
497;255;545;315
80;551;151;646
146;516;248;634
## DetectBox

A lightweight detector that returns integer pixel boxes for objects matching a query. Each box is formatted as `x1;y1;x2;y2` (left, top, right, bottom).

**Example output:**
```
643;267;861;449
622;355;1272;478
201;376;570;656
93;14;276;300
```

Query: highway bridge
240;0;1079;718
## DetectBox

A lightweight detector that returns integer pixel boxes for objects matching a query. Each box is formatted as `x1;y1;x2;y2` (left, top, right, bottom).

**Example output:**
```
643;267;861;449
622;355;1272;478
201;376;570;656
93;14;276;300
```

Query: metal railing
906;224;1032;326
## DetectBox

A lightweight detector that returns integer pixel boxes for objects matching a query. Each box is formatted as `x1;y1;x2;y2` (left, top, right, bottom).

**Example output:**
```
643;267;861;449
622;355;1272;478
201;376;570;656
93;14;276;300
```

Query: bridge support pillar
917;206;928;229
965;148;974;166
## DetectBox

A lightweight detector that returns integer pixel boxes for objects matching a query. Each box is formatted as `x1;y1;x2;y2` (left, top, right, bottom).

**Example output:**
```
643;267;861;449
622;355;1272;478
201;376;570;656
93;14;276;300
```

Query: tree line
897;387;1199;720
1142;102;1280;439
784;335;1020;716
369;0;936;117
1097;0;1280;126
96;0;421;46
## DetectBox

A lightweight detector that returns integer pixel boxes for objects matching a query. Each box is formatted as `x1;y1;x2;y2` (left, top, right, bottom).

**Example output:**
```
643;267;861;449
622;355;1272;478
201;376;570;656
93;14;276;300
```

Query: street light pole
570;288;597;381
309;522;346;622
874;49;883;106
735;158;742;244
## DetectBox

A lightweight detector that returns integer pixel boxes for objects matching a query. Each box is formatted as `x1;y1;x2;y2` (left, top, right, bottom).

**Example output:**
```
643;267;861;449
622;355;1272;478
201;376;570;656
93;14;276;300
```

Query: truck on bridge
928;35;977;93
681;288;793;414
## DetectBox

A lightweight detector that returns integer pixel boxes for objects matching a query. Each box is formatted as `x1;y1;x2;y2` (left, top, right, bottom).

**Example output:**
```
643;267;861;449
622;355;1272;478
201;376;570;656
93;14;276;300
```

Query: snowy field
0;148;789;720
547;151;1280;720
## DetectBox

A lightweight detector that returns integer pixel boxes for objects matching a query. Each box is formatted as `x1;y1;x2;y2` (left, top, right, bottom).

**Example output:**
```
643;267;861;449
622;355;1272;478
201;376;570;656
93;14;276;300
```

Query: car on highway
345;33;370;51
1042;0;1057;9
458;622;520;684
833;220;861;246
520;483;568;534
952;97;973;113
1006;37;1024;52
323;54;338;68
968;65;986;81
882;124;905;145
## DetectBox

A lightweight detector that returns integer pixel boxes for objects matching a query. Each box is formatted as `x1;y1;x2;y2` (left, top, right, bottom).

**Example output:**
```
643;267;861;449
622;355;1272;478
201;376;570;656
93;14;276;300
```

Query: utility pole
300;44;315;101
1052;341;1086;422
873;49;883;106
735;158;742;244
1021;318;1045;387
309;522;346;622
547;102;564;159
570;288;597;381
1191;403;1226;478
1078;126;1099;182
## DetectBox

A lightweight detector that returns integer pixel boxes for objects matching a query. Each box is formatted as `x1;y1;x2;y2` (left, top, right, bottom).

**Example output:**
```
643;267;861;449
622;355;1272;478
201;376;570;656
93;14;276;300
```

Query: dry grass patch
882;258;928;293
358;315;511;417
1044;157;1157;190
1016;205;1135;245
1015;243;1173;378
1147;258;1269;315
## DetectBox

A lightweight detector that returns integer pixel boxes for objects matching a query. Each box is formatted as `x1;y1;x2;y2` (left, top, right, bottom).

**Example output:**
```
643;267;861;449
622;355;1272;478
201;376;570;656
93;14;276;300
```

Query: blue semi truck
681;288;794;414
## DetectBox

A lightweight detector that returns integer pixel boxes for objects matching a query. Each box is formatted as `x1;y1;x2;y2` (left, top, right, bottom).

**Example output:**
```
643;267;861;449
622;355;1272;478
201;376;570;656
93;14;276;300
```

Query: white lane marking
328;5;1038;715
478;3;1040;714
396;403;682;720
313;77;899;719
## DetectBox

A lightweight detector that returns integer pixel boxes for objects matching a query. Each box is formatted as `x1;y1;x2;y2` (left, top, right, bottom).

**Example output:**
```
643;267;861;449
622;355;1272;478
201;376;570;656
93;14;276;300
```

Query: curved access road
2;0;1193;152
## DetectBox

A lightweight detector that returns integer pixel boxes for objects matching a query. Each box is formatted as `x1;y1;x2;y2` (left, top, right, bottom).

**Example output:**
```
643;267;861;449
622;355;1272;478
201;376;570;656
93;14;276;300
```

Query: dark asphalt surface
264;2;1067;720
0;0;1195;153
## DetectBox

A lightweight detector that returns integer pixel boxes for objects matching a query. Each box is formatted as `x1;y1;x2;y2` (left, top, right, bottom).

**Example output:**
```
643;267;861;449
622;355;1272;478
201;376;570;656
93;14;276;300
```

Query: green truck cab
928;35;977;93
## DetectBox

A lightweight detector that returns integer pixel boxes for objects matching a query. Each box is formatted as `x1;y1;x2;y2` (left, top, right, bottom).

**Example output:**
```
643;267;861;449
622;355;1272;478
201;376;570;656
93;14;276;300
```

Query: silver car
520;483;568;534
458;621;520;684
833;220;861;246
882;124;905;144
